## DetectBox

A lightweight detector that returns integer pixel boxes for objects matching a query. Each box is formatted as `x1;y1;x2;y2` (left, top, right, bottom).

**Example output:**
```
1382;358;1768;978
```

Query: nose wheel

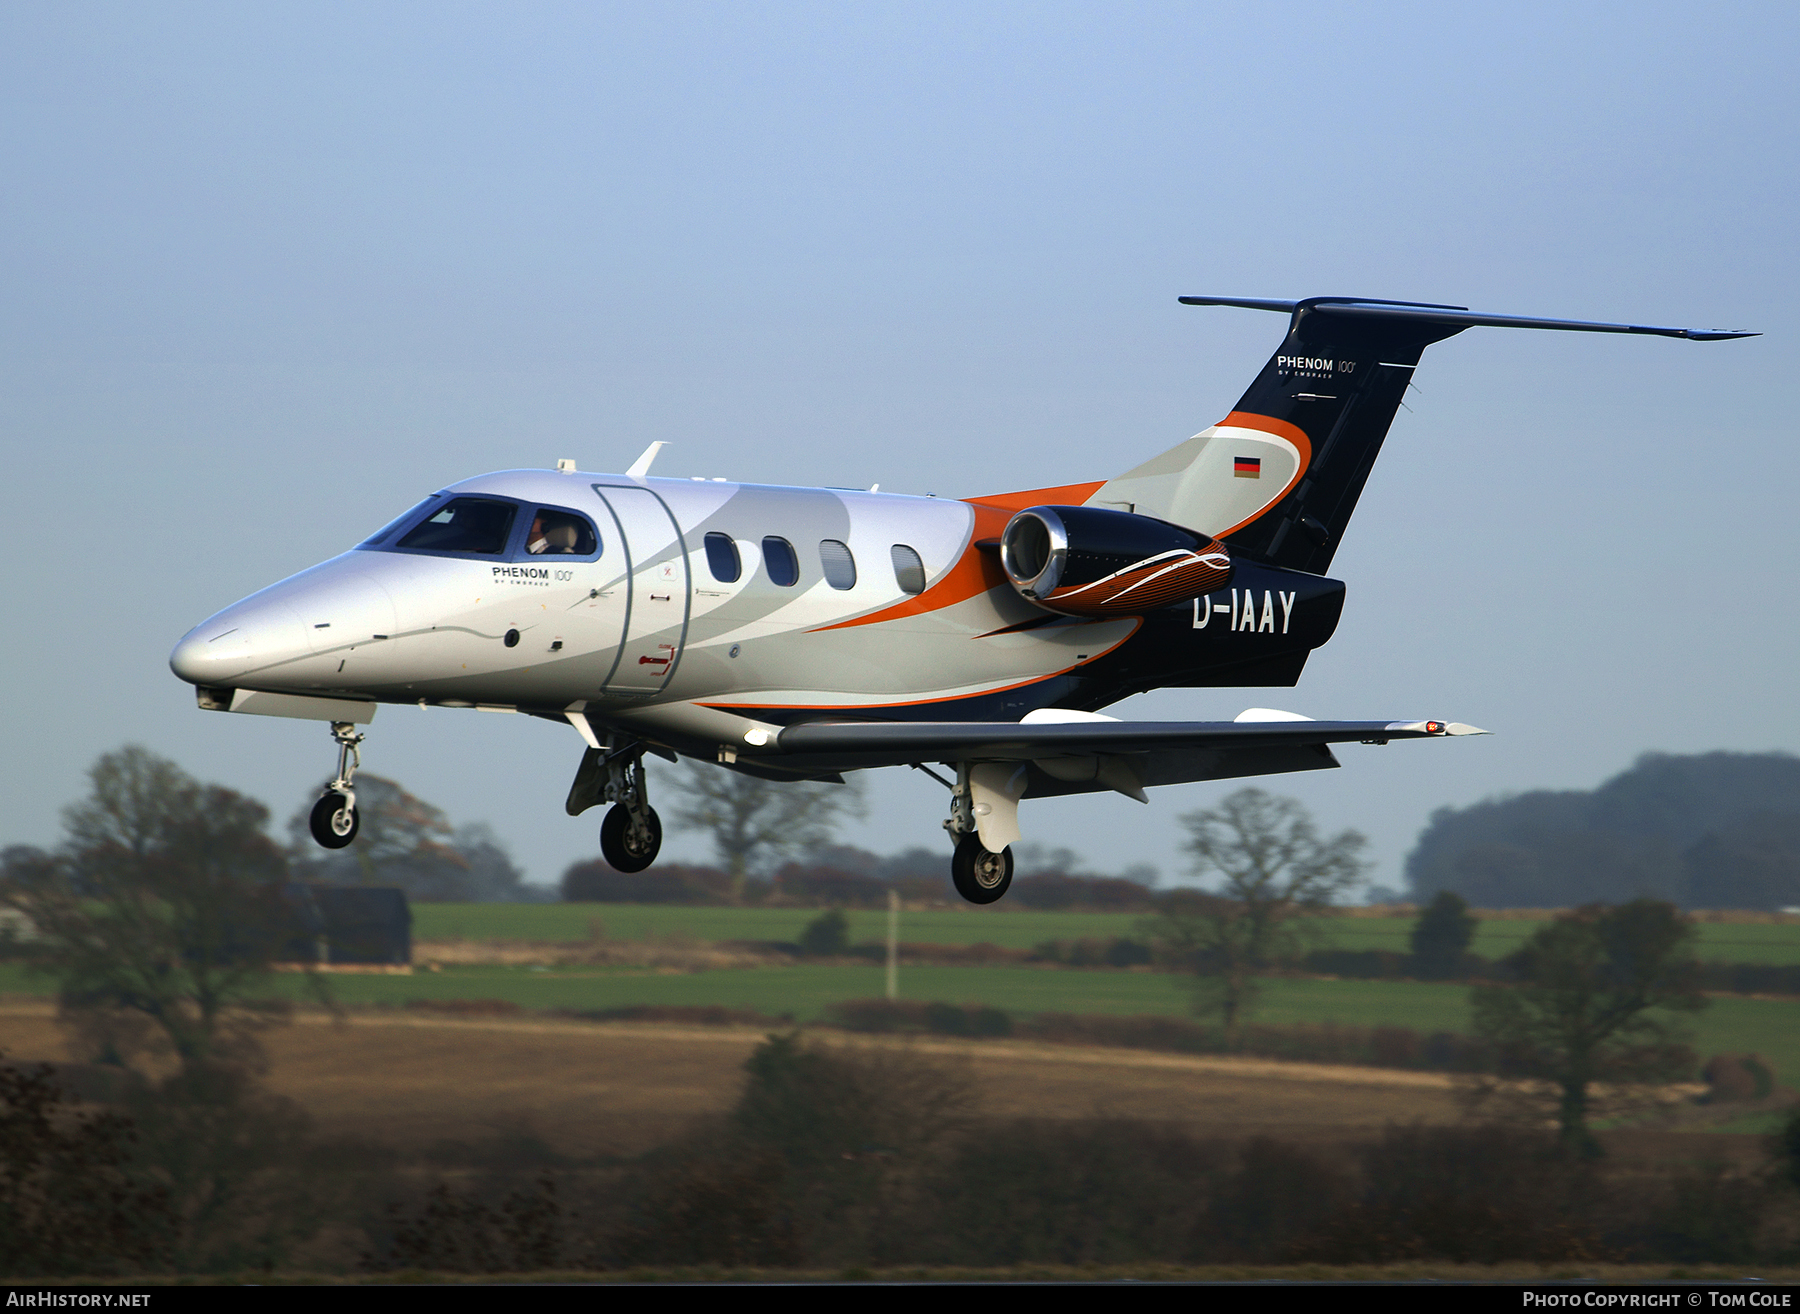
309;791;360;848
308;721;365;850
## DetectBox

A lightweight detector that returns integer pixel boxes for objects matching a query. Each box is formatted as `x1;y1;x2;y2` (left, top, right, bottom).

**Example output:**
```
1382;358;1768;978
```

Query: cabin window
525;507;600;556
396;497;518;555
704;532;741;583
890;544;926;595
820;539;857;590
762;536;800;587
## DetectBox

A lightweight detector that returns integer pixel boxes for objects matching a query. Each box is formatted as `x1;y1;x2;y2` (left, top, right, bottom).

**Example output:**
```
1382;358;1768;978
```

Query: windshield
360;497;440;547
394;497;518;555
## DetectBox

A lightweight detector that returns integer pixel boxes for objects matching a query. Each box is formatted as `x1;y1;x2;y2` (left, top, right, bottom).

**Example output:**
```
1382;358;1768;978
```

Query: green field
416;901;1152;949
412;902;1800;965
6;957;1790;1086
1315;914;1800;966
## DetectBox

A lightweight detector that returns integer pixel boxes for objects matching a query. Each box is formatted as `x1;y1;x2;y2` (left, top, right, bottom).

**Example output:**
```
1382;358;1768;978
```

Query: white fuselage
169;469;1139;734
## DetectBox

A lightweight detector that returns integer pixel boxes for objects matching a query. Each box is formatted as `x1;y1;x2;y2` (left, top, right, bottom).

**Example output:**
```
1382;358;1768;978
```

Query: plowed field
0;1004;1465;1157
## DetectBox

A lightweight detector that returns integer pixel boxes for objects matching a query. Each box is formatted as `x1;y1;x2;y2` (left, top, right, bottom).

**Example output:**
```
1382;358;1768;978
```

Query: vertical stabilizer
1086;296;1751;575
1087;298;1467;574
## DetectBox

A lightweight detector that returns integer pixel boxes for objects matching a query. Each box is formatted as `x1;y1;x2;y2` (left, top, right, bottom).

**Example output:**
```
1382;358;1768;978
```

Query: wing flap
773;716;1484;768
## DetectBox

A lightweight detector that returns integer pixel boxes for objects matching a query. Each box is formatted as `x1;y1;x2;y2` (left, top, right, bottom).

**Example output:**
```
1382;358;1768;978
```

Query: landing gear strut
598;744;662;873
931;761;1015;905
308;721;364;849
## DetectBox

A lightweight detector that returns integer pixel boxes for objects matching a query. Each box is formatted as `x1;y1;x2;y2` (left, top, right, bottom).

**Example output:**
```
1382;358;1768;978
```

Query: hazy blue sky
3;2;1795;892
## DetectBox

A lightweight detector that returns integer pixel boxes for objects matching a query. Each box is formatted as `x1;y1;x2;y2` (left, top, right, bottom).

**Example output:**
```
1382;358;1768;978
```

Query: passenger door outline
592;484;692;695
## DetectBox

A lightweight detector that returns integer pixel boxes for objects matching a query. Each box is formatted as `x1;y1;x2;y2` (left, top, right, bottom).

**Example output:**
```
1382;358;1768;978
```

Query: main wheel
309;792;359;849
600;803;662;873
951;834;1013;905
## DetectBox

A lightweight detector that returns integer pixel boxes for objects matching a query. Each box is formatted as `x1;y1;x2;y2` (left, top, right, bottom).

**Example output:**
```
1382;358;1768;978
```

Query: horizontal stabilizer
1179;296;1757;341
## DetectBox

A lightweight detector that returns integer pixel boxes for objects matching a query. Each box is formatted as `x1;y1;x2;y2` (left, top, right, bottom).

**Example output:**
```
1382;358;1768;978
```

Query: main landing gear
598;744;663;873
951;833;1013;905
933;761;1015;905
307;721;365;850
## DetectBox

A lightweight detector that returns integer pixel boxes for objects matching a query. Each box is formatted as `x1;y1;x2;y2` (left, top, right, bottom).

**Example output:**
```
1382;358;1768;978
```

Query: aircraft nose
168;602;307;687
168;630;213;685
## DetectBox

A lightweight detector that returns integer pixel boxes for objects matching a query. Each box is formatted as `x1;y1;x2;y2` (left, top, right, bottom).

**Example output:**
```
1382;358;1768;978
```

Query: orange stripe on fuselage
964;480;1108;513
811;480;1105;632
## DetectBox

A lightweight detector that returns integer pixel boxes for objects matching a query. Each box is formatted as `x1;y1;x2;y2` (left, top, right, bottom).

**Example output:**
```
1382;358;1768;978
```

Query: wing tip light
1385;720;1489;737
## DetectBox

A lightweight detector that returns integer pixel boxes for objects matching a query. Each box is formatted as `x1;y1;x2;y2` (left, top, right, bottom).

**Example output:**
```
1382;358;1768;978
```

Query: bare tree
664;762;866;900
287;776;531;902
1469;899;1706;1158
3;746;314;1073
287;773;457;876
1152;788;1367;1044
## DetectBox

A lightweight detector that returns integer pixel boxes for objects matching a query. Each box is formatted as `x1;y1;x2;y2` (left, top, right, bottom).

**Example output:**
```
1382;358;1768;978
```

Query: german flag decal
1233;456;1262;479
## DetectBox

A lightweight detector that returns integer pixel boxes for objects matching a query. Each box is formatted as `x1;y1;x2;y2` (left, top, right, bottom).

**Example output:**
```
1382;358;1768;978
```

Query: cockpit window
361;496;440;546
396;498;518;554
525;508;600;556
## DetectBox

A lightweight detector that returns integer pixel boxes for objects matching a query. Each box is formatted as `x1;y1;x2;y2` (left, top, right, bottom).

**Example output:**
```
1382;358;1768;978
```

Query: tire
309;792;359;849
951;834;1013;905
600;803;663;873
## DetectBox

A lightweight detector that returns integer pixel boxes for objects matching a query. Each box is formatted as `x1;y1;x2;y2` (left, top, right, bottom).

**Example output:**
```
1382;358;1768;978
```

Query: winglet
626;441;668;479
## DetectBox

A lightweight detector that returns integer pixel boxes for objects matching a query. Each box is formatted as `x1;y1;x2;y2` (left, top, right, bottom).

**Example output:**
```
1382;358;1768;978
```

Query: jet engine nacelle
998;505;1233;617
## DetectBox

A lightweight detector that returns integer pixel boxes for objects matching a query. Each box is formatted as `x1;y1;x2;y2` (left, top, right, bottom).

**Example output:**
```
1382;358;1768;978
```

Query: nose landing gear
598;744;663;873
307;721;365;850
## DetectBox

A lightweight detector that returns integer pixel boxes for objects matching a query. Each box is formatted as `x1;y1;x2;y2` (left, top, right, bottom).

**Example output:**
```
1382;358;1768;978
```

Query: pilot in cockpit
526;512;583;554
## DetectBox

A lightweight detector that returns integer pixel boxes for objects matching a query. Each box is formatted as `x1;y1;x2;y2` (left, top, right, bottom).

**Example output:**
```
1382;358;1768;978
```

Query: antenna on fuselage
626;441;668;479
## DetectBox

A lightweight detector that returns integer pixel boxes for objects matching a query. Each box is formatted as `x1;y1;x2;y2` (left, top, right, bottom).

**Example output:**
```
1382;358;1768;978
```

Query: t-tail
1086;296;1756;575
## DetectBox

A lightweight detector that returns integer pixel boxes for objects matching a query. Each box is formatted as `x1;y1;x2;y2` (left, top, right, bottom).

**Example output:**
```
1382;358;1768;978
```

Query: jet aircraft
169;297;1754;903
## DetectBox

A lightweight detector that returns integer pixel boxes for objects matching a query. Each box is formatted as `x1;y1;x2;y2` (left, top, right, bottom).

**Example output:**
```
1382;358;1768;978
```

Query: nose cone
168;628;214;685
169;600;308;687
171;555;405;691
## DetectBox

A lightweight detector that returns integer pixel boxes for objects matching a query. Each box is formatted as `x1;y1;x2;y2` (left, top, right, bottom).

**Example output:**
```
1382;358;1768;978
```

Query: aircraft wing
777;717;1481;760
766;716;1486;797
